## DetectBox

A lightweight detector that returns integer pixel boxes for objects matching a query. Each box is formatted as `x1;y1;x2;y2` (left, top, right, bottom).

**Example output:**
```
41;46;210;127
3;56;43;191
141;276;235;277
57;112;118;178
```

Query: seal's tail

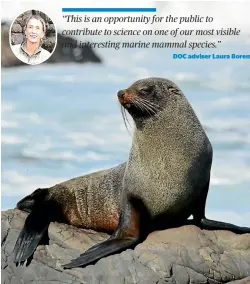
200;218;250;234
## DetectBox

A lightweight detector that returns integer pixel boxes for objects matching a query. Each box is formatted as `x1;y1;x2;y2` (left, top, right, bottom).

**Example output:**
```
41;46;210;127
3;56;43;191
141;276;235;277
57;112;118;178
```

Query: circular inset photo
9;10;57;65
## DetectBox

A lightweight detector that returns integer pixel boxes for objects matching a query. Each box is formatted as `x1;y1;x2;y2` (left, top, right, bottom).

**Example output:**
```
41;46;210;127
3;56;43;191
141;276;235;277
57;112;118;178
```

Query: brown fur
45;163;125;231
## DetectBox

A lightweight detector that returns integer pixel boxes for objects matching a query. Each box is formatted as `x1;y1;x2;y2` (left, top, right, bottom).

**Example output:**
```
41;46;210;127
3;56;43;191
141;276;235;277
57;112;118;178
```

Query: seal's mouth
117;88;160;121
117;87;161;130
117;90;135;109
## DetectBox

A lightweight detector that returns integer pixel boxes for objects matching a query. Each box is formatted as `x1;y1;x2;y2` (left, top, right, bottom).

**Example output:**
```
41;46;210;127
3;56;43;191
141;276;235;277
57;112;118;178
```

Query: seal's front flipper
62;237;137;269
63;195;147;269
200;218;250;234
80;236;114;256
13;209;50;265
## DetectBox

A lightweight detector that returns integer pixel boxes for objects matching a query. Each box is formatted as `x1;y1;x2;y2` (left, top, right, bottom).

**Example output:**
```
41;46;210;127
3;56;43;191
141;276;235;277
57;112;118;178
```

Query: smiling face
25;18;45;44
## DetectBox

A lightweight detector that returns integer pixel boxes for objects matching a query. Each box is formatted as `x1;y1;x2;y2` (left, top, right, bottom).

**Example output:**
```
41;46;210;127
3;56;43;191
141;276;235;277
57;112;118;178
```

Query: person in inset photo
10;11;56;65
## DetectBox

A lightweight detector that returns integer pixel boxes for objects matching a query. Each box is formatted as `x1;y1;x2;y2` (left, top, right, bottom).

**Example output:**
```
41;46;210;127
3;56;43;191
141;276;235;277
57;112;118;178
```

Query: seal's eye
139;87;152;95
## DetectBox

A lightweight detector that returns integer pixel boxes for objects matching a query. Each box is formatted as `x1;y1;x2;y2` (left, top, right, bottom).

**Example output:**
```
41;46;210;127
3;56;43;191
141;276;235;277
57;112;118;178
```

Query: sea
2;47;250;226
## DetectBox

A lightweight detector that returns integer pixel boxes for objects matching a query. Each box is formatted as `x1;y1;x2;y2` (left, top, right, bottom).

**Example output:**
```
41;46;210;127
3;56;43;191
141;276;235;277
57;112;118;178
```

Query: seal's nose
117;90;125;99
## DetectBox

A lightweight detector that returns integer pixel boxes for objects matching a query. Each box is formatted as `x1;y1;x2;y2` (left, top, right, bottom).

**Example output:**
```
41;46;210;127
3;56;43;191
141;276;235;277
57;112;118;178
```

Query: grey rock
43;37;56;50
10;33;24;45
14;18;25;27
11;24;22;33
47;24;55;33
2;209;250;284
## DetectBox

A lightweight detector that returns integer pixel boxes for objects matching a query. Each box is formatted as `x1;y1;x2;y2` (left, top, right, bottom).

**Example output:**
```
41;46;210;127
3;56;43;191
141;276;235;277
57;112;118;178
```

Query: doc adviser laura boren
11;14;51;65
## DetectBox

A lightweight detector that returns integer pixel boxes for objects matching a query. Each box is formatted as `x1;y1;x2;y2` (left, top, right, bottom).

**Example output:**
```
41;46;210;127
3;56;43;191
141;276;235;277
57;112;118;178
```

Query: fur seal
13;77;250;269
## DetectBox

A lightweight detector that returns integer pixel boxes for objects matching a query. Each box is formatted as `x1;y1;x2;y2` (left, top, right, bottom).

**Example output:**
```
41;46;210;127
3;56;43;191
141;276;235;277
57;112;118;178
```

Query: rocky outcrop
2;209;250;284
1;22;102;67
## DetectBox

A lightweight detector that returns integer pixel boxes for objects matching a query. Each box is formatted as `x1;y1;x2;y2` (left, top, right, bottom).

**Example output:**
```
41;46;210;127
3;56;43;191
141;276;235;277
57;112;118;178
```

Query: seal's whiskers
134;97;158;115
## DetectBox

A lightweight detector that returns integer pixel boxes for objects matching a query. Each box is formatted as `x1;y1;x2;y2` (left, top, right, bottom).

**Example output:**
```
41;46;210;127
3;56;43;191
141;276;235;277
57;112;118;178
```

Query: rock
11;24;22;33
1;22;102;67
2;209;250;283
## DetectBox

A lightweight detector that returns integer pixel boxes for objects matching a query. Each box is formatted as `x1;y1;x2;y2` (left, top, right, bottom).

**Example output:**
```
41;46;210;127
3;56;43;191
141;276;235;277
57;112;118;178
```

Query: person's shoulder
11;44;21;51
41;48;51;57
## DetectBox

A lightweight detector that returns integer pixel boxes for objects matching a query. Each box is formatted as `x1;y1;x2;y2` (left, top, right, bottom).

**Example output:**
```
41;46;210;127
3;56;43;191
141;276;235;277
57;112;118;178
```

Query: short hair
24;14;47;34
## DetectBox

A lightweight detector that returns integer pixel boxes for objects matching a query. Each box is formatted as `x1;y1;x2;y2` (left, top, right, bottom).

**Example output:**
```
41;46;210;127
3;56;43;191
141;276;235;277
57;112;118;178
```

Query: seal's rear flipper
62;238;137;269
13;209;50;265
200;218;250;234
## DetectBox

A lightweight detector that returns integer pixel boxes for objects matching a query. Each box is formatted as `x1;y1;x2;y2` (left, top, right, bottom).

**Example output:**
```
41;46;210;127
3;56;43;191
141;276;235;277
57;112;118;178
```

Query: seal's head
117;77;183;128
